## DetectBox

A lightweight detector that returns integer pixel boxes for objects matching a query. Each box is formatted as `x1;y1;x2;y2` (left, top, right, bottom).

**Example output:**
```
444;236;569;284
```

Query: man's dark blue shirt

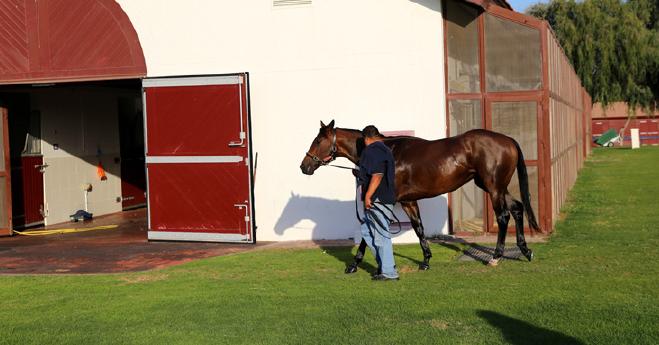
358;141;396;204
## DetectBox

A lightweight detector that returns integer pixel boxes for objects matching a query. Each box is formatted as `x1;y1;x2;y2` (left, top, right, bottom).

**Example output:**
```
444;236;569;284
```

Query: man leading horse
300;120;538;273
357;125;399;281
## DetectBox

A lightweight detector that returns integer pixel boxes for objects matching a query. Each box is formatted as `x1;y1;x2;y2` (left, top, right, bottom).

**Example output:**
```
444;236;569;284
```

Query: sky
507;0;547;13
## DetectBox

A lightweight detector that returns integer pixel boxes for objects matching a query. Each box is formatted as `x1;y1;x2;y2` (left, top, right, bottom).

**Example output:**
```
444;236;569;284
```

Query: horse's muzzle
300;164;315;175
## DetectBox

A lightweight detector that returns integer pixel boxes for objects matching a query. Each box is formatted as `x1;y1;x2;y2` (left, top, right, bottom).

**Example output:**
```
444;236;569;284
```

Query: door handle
35;164;49;172
228;131;246;147
228;80;246;147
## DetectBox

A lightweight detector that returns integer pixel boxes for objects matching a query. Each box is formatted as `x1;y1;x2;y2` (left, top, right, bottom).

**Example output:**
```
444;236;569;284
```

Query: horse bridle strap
305;129;337;165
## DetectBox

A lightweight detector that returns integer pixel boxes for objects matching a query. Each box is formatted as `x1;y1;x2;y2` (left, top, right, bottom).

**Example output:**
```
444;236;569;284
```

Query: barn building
591;102;659;147
0;0;590;243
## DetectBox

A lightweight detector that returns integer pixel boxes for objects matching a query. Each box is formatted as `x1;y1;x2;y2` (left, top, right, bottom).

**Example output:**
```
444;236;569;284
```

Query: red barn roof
0;0;146;84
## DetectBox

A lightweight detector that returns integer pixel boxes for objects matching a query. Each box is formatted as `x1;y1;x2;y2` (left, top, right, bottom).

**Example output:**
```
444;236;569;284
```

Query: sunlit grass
1;147;657;344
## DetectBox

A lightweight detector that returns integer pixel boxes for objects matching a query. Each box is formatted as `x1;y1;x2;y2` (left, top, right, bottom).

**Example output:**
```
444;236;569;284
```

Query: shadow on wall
274;192;449;241
274;192;360;240
408;0;443;12
274;192;369;271
478;310;585;345
274;191;449;271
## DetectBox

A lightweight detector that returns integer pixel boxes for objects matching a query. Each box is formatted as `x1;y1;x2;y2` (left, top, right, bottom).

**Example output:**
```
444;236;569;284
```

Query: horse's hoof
345;265;358;274
418;263;430;271
524;250;534;262
487;258;500;267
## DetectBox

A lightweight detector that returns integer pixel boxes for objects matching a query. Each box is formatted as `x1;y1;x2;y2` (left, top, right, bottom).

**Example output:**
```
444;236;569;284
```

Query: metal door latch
229;131;246;147
234;203;250;222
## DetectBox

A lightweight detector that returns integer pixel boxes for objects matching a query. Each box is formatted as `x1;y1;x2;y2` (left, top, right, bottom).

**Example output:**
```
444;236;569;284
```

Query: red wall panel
148;163;249;234
120;158;146;209
21;156;44;225
145;85;243;156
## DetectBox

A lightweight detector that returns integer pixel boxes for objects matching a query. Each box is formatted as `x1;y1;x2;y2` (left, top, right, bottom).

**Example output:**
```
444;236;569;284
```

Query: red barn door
143;75;255;243
0;108;12;236
21;155;45;226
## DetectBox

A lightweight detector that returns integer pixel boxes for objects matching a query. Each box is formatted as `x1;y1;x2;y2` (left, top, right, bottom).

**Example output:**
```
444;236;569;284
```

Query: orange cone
97;161;107;181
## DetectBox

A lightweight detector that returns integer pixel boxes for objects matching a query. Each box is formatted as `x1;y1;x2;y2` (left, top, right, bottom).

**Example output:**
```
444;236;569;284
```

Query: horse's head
300;120;337;175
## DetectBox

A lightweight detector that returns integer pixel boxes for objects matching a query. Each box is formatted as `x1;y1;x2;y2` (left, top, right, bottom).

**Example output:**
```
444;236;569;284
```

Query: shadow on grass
429;236;526;265
478;310;584;345
318;245;378;274
393;252;423;266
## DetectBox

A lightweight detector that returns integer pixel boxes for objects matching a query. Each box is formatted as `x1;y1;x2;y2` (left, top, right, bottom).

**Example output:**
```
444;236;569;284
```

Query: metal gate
143;74;255;243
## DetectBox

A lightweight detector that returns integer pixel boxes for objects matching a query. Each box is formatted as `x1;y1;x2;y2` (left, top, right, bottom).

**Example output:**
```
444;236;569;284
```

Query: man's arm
364;173;383;209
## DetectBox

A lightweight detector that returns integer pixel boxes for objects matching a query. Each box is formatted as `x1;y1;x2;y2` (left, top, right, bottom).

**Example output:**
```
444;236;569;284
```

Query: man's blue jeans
360;201;398;278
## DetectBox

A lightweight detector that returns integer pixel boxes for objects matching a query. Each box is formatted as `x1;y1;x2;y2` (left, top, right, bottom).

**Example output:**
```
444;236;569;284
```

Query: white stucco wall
118;0;447;242
35;89;124;225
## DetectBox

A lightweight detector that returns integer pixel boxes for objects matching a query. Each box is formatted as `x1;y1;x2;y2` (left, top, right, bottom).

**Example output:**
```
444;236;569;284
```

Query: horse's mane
384;135;418;139
336;127;361;134
337;127;418;140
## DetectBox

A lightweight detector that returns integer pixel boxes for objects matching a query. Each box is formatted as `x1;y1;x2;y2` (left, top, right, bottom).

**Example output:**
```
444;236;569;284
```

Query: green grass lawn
1;148;658;345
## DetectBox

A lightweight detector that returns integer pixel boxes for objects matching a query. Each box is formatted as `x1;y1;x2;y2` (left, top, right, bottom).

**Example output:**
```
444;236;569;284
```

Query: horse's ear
320;120;326;128
327;120;335;129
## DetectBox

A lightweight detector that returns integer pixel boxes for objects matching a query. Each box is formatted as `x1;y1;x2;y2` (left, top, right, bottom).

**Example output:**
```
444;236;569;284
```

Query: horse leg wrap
345;253;363;274
419;254;431;271
521;248;534;262
489;247;504;267
345;263;358;274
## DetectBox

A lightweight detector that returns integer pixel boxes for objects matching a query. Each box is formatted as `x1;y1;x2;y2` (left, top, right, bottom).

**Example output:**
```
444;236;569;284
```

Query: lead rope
367;202;403;238
324;164;403;236
354;179;403;237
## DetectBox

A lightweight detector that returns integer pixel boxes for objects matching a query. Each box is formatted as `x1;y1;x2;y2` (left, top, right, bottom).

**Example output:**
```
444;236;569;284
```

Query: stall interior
0;79;145;230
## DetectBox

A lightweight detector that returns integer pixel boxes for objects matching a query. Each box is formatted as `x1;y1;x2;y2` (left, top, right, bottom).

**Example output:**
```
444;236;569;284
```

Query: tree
527;0;658;112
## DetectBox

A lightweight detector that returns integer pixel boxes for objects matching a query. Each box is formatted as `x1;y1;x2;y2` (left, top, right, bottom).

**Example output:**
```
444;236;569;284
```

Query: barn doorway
0;79;145;229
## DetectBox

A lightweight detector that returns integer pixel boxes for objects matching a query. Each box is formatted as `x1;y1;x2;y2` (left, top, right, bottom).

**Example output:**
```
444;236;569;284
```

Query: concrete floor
0;209;269;274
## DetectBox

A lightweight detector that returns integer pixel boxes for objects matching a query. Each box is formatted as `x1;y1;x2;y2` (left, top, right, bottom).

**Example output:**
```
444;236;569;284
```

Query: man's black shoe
372;274;399;281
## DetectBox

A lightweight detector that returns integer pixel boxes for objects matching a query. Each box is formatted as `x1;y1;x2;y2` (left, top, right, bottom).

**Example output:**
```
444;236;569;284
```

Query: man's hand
364;173;383;209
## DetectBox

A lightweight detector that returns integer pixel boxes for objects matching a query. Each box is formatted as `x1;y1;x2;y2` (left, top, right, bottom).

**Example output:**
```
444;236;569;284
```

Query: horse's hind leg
345;239;368;274
489;192;510;266
401;201;432;270
510;198;534;262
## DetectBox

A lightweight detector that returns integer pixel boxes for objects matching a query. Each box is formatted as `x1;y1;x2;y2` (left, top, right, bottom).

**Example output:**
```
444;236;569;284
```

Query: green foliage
527;0;658;111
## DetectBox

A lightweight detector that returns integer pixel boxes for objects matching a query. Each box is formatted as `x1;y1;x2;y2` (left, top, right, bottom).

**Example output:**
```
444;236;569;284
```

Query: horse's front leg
401;201;432;270
345;239;367;274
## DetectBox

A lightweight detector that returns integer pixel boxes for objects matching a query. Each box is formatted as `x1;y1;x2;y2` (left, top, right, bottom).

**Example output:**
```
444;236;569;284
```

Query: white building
1;0;588;244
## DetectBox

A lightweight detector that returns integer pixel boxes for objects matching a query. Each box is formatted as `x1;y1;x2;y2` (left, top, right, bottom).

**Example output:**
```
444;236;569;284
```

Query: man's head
362;125;381;146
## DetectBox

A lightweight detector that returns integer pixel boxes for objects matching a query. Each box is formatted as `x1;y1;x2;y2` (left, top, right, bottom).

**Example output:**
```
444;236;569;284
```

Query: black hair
361;125;381;138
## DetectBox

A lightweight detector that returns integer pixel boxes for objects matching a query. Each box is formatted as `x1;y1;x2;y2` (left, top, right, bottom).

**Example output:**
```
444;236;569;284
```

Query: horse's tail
513;140;541;232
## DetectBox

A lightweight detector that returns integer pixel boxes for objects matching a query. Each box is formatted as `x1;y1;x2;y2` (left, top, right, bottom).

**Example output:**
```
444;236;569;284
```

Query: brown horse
300;120;539;271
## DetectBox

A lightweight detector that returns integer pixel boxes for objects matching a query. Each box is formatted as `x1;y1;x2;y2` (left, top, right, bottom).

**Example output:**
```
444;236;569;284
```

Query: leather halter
305;128;337;166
